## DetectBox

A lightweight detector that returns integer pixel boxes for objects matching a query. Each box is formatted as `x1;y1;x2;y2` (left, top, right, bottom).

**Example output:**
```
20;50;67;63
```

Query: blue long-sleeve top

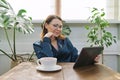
33;37;78;62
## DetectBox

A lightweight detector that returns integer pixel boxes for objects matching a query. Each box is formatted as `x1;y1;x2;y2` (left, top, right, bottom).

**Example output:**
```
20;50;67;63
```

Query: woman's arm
66;38;78;62
33;37;53;59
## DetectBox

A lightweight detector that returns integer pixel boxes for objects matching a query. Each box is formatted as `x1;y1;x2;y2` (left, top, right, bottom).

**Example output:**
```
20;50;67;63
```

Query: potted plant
85;7;117;63
0;0;34;66
62;21;71;36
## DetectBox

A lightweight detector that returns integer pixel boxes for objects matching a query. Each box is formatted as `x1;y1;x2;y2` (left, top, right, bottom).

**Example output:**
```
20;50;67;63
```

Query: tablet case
73;46;104;68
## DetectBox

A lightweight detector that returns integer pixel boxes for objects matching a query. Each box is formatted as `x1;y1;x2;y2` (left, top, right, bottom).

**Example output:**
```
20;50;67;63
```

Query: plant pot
10;54;35;68
11;60;21;68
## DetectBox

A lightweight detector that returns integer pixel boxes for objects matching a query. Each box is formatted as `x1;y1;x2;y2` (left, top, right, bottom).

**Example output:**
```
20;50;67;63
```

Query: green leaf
101;12;105;17
0;0;9;9
85;25;89;30
92;7;98;12
3;16;9;24
17;9;26;16
0;4;8;9
113;39;117;43
113;36;116;38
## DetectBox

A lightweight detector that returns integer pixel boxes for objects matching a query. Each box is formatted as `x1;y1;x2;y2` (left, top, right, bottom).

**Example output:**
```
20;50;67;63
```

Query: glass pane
7;0;55;20
61;0;106;20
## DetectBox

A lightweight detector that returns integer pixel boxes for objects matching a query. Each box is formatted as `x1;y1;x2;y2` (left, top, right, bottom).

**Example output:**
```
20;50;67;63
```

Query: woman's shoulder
58;37;69;42
64;37;74;47
64;37;71;42
33;40;41;46
58;37;72;45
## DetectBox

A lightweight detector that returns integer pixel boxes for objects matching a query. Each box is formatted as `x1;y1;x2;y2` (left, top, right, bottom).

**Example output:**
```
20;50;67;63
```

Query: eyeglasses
50;24;63;29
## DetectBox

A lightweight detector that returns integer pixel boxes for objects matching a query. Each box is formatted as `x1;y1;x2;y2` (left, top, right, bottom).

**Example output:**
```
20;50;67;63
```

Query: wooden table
0;62;120;80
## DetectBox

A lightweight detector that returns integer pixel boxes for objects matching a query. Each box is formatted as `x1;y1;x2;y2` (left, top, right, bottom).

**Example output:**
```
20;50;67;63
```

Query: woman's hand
44;32;56;41
44;32;53;38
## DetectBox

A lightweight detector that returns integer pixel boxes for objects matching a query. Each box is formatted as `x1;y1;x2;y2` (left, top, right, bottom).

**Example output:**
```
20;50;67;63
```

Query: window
61;0;106;20
7;0;55;20
7;0;118;20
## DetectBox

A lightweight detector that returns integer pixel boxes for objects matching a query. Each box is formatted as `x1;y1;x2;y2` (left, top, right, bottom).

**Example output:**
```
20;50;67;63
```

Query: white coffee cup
37;57;57;68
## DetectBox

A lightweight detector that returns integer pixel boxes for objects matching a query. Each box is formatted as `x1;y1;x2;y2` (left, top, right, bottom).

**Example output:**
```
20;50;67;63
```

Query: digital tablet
73;46;104;69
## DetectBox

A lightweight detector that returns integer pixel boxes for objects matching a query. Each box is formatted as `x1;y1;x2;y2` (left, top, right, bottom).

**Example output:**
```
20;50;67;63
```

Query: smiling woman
33;15;79;62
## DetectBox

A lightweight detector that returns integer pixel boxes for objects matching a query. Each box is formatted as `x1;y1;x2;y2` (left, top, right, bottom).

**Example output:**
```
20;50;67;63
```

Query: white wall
0;55;11;75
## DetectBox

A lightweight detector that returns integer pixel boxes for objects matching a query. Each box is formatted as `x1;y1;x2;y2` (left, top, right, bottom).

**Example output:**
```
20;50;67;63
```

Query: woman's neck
51;36;57;42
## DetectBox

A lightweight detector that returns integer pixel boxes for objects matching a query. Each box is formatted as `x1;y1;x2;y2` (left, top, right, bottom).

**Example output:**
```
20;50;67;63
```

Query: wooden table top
0;62;120;80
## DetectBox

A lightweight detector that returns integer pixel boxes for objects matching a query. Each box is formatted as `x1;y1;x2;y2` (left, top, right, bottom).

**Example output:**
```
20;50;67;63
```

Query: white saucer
36;65;62;71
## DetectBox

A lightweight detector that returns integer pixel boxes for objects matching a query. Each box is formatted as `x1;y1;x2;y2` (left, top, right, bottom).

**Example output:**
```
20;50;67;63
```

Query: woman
33;15;100;62
33;15;78;62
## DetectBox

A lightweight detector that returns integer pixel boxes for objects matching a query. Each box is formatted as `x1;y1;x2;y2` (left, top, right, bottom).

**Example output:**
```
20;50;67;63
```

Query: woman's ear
44;23;48;29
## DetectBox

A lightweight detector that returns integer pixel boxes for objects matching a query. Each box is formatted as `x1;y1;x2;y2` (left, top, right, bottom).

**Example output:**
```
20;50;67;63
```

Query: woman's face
45;18;63;37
